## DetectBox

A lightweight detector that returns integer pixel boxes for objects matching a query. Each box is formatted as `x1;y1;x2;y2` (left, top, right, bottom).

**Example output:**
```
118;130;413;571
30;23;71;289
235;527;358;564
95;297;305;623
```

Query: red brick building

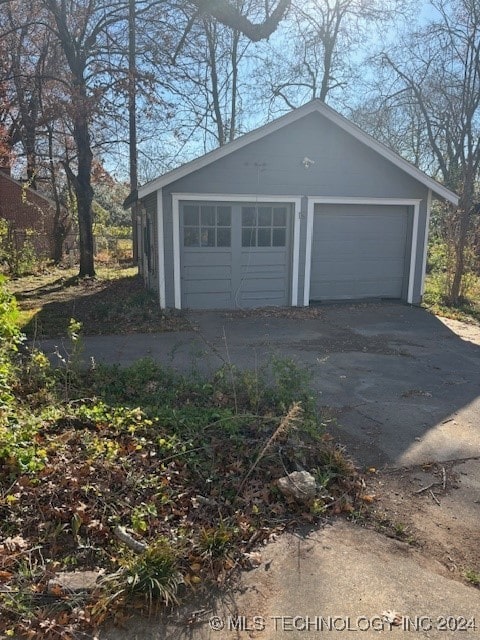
0;166;59;258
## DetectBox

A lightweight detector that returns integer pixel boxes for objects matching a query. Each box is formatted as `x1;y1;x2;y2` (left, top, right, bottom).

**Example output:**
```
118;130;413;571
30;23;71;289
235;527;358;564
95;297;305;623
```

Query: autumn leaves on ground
0;277;363;639
7;266;189;339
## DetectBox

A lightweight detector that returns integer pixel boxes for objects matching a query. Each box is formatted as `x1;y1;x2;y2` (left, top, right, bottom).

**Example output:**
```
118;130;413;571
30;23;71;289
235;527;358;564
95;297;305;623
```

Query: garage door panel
181;202;291;309
310;205;408;301
183;264;232;278
240;259;288;275
240;249;288;267
313;239;357;252
183;250;231;267
183;278;232;294
313;258;404;280
315;240;406;259
318;215;405;235
238;290;287;306
241;267;288;279
239;247;289;304
185;292;232;308
240;277;287;292
315;238;403;253
312;277;404;300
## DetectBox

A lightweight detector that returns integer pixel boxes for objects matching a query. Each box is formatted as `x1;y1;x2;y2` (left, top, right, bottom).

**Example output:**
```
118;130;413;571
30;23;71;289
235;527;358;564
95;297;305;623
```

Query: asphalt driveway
35;302;480;639
42;301;480;468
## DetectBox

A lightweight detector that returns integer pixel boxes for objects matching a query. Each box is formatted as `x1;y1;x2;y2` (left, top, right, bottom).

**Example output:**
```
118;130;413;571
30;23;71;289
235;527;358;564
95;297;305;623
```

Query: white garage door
310;204;408;301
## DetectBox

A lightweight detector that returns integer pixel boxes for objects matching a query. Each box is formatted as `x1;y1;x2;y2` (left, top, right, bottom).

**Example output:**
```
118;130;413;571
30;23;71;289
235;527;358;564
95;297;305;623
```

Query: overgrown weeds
96;539;183;617
0;281;360;638
423;240;480;324
0;221;44;278
423;272;480;323
463;569;480;588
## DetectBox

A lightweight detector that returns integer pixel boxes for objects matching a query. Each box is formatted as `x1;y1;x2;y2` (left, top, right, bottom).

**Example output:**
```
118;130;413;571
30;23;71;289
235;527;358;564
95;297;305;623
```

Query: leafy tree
1;0;55;186
92;162;130;226
0;1;75;261
0;123;13;168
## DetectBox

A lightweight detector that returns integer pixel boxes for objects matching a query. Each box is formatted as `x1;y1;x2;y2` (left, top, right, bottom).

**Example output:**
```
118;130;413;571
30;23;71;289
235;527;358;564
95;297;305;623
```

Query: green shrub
98;539;181;610
0;221;44;277
0;276;22;407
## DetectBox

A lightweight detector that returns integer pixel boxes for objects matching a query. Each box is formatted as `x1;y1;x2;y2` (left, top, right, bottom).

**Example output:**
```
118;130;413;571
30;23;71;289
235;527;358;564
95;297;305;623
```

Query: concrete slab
100;520;479;640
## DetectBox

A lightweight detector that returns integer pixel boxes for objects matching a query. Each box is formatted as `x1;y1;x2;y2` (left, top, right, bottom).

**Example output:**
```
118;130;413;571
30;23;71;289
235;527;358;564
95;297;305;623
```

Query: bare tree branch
191;0;290;41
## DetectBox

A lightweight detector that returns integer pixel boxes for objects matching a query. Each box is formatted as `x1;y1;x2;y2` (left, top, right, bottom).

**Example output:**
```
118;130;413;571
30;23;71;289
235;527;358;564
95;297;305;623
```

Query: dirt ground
365;458;480;588
438;314;480;346
8;266;190;337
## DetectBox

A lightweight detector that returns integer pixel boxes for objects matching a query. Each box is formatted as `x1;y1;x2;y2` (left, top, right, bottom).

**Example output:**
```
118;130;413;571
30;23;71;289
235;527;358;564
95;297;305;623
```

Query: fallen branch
429;490;441;506
113;526;147;554
416;468;447;495
415;482;438;494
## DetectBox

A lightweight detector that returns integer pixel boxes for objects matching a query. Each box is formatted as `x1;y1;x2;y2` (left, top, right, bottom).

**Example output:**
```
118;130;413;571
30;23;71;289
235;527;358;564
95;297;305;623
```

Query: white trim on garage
304;197;422;306
156;189;166;309
408;201;420;304
421;189;433;296
304;198;315;307
172;193;302;310
172;195;181;308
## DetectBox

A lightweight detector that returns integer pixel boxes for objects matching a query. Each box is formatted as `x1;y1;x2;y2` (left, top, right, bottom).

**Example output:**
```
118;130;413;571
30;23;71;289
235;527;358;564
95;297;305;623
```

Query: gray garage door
310;204;408;301
181;202;291;309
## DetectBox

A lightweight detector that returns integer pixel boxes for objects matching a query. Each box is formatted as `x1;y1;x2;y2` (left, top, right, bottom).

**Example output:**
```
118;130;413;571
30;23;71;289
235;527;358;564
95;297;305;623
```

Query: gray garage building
136;100;458;310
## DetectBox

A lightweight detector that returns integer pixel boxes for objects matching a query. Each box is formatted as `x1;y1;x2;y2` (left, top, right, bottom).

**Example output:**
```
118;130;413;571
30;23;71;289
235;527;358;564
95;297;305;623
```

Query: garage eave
137;100;459;207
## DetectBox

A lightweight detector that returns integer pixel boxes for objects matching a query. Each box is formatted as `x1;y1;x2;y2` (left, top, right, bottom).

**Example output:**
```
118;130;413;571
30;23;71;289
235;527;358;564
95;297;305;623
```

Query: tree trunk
129;0;139;265
73;109;95;278
229;29;239;142
47;124;68;263
205;20;225;146
448;208;471;305
448;170;475;305
53;223;66;264
43;0;96;278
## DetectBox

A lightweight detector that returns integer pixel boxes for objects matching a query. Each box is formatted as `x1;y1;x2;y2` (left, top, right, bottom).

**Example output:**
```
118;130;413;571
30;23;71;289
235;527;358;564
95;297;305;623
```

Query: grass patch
7;265;190;338
422;273;480;325
464;569;480;587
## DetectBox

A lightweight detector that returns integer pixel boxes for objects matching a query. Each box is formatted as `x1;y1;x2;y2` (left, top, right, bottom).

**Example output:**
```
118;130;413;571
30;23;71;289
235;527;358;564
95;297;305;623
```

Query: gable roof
0;170;58;208
138;100;459;205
